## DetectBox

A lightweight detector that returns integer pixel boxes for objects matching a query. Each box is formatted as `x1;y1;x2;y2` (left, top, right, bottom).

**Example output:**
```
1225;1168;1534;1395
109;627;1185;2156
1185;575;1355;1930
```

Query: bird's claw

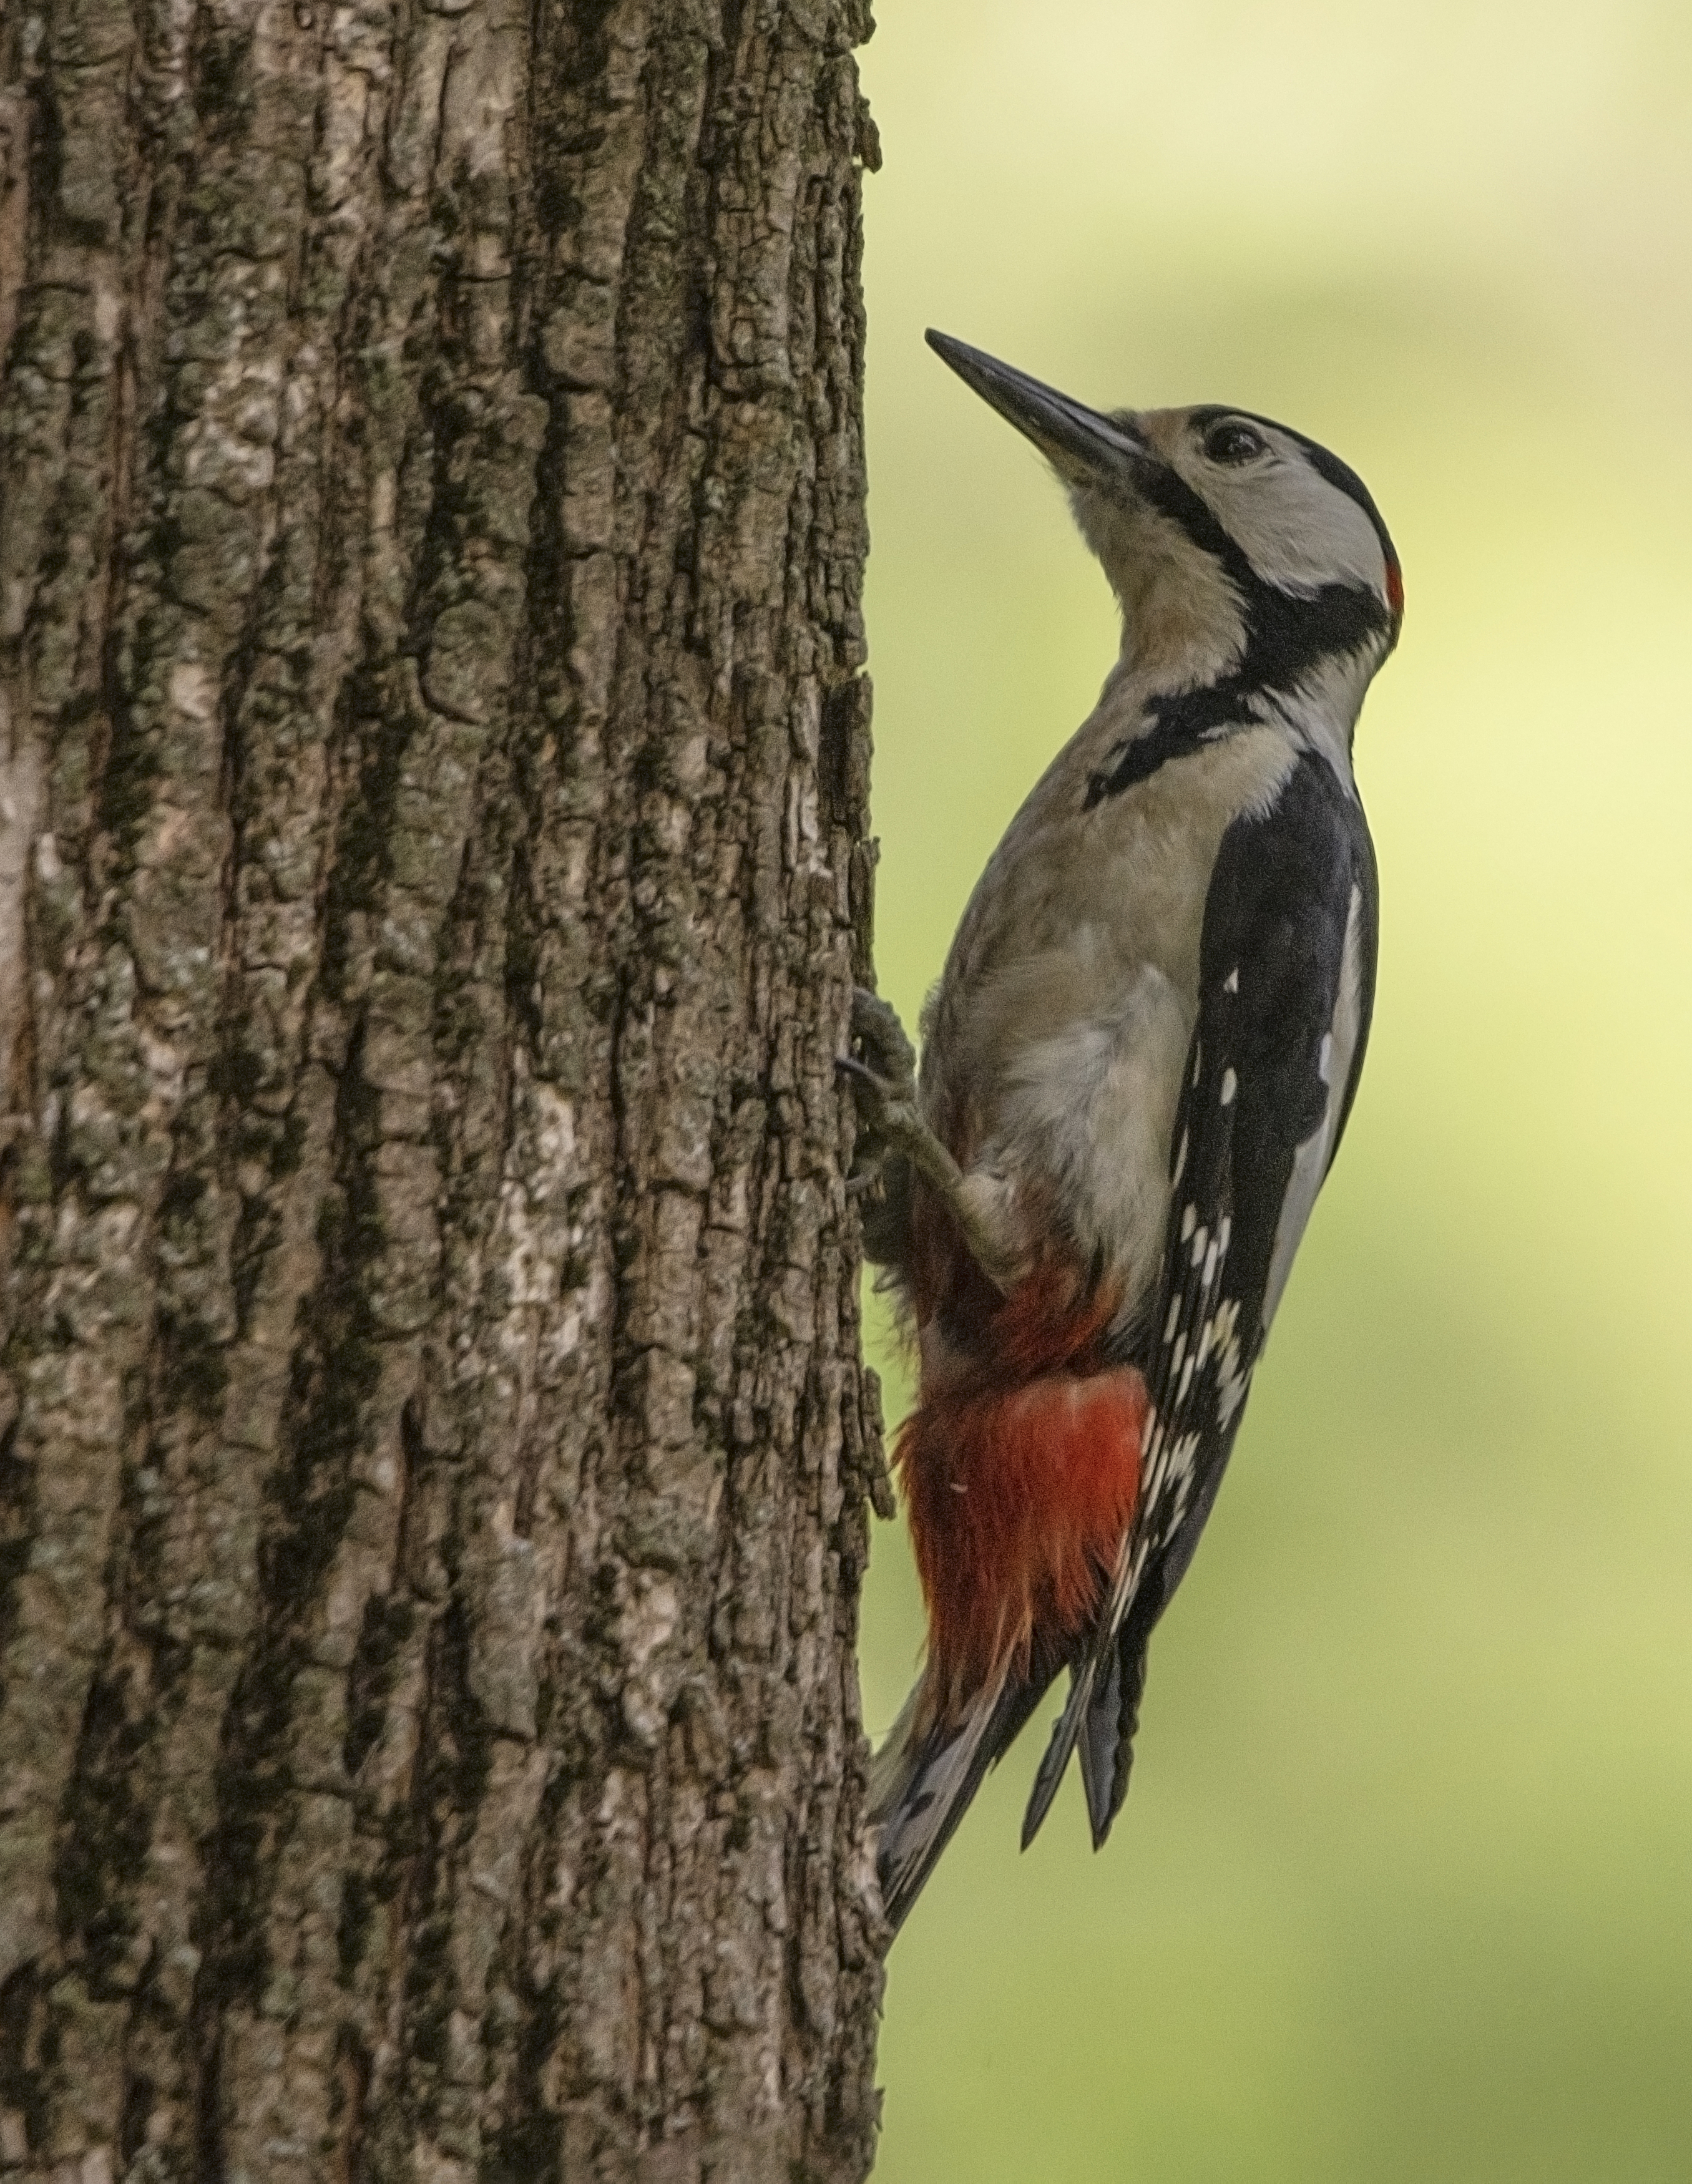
838;988;919;1177
837;988;1020;1295
842;988;917;1101
838;989;920;1267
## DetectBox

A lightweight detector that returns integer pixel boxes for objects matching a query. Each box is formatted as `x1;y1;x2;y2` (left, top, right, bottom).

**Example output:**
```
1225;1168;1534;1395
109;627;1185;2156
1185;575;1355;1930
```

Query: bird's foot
840;990;919;1151
838;988;1021;1295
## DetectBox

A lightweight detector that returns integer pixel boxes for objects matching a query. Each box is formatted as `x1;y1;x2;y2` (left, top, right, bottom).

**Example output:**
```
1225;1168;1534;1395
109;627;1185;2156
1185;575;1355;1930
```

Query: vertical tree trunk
0;0;887;2172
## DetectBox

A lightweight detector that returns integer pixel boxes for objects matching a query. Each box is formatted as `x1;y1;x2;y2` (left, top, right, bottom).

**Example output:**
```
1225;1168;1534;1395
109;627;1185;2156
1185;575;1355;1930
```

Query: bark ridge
0;0;886;2173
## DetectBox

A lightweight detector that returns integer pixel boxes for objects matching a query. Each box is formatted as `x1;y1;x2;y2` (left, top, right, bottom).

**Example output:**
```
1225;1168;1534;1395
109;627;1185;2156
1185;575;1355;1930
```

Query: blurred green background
852;2;1692;2178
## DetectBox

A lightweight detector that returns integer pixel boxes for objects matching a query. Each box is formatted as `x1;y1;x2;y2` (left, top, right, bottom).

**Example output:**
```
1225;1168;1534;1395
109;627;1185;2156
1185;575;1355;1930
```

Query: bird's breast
922;721;1299;1317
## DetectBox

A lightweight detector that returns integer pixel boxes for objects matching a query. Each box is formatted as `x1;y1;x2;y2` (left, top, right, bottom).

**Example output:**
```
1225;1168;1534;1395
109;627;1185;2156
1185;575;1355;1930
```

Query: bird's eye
1203;421;1267;466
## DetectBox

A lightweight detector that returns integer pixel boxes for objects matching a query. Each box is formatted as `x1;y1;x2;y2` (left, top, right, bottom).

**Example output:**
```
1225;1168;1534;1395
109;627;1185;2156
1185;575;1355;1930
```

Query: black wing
1023;750;1379;1849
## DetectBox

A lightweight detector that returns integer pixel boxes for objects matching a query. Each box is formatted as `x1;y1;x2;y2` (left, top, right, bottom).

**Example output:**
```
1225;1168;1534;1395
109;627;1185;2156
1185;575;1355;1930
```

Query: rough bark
0;0;888;2173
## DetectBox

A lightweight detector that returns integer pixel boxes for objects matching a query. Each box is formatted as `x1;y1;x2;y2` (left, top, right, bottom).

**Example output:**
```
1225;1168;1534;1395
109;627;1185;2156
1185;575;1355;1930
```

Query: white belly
960;958;1190;1320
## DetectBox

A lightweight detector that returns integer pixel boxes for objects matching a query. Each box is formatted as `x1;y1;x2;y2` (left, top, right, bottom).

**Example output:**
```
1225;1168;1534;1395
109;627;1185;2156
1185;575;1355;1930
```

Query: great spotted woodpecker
846;331;1402;1932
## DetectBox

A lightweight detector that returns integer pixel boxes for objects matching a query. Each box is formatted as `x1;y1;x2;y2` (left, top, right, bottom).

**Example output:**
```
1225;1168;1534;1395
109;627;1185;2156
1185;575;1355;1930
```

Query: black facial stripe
1240;572;1391;689
1121;449;1240;568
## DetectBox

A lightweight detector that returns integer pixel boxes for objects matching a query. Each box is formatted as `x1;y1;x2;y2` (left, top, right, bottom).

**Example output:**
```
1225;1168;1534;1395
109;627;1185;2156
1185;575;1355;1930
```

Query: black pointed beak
925;331;1149;484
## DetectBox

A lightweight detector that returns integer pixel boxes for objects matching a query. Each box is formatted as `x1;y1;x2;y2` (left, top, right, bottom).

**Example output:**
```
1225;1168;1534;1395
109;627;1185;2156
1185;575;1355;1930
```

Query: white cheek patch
1188;437;1385;602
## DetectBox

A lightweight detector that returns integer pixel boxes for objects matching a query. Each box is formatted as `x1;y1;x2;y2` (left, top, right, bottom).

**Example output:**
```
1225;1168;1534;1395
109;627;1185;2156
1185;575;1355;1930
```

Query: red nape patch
896;1272;1148;1723
1386;558;1405;618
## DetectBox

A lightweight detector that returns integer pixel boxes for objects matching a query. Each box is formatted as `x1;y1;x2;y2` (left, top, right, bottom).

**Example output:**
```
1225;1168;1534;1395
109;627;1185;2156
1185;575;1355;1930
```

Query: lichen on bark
0;0;888;2174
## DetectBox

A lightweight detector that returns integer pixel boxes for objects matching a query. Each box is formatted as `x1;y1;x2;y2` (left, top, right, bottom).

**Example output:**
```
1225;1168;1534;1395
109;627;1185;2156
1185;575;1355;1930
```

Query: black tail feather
1078;1628;1149;1848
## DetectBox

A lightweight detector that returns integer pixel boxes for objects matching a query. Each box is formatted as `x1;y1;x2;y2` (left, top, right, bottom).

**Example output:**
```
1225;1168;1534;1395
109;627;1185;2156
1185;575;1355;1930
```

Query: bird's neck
1250;636;1389;794
1103;610;1384;793
1107;532;1249;690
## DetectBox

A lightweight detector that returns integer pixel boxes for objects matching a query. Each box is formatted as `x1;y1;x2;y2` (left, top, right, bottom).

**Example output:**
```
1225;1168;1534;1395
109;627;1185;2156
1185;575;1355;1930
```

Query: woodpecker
846;330;1402;1933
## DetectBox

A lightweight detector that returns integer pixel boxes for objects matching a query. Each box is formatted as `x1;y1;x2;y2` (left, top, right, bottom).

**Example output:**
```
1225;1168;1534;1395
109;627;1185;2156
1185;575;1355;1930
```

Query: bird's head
927;330;1402;697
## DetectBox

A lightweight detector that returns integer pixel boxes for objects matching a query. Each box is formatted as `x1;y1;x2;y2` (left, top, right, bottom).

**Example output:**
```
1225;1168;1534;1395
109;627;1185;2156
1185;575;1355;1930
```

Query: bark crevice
0;0;886;2172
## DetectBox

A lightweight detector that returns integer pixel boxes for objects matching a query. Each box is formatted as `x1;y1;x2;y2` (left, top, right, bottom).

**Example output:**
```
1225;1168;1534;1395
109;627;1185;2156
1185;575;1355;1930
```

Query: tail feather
1020;1655;1097;1849
869;1663;1053;1933
1077;1627;1149;1847
1048;1445;1232;1850
1077;1644;1123;1846
876;1227;1150;1922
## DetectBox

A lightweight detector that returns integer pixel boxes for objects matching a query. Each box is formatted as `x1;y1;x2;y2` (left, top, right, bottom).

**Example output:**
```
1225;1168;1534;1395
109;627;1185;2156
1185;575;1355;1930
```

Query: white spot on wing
1220;1067;1237;1106
1223;968;1240;995
1210;1297;1249;1426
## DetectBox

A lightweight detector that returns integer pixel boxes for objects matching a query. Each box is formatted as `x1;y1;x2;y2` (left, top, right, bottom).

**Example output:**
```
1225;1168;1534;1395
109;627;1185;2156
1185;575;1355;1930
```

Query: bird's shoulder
938;686;1307;1014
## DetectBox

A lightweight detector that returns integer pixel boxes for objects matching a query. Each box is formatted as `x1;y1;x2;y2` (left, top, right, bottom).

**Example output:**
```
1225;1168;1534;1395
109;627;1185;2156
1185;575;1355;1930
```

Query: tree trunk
0;0;887;2172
